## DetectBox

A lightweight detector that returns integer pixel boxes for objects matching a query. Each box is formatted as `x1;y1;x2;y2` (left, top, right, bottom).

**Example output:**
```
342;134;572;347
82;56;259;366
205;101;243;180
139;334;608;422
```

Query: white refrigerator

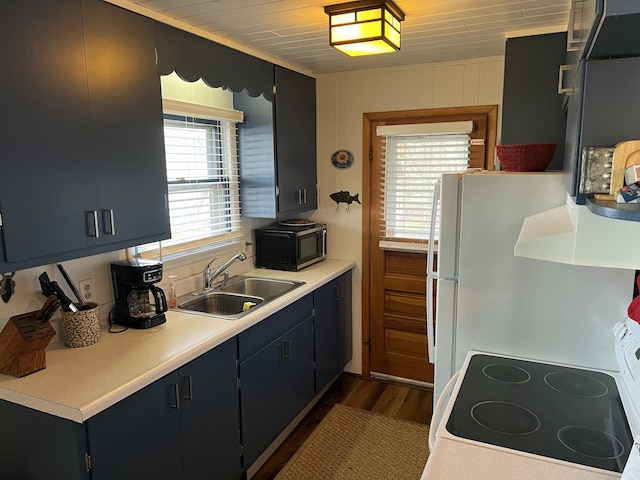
428;171;635;404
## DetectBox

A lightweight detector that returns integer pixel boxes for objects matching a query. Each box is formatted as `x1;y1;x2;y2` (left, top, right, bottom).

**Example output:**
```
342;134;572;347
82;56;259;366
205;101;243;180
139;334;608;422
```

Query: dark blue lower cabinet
314;278;340;392
280;317;315;426
314;270;353;393
0;399;90;480
0;276;352;479
239;315;315;467
87;338;242;480
180;339;242;480
338;270;353;370
86;371;184;480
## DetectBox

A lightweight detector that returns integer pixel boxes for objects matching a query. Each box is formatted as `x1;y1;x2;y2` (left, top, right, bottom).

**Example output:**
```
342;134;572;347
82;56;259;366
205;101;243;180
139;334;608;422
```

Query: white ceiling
122;0;570;75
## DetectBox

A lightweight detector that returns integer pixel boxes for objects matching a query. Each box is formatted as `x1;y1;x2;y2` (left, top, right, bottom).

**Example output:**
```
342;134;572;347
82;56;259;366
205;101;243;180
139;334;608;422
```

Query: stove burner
544;372;608;398
557;426;625;460
482;364;531;384
471;401;540;435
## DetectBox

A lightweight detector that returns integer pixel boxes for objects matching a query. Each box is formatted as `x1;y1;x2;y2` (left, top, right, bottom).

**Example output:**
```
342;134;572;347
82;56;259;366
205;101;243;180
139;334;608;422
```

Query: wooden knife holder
0;311;56;377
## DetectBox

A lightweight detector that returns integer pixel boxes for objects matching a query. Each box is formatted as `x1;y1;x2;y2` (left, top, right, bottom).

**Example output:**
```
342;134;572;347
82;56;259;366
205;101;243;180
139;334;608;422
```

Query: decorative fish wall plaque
330;191;361;211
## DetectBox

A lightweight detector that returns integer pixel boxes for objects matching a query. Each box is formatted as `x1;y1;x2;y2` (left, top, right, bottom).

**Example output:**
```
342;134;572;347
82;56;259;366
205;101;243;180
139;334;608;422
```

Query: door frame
361;105;498;377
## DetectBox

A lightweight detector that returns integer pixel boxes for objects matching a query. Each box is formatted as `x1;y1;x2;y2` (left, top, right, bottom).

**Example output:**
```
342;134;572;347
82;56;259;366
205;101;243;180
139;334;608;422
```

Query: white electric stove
422;317;640;479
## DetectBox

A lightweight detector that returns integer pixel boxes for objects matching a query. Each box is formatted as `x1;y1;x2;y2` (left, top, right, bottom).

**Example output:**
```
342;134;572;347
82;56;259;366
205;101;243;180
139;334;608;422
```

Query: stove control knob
613;322;628;340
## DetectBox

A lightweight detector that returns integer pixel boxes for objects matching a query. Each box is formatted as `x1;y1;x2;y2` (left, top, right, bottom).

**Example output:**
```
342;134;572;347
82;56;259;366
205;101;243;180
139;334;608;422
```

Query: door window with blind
377;121;472;247
136;102;243;260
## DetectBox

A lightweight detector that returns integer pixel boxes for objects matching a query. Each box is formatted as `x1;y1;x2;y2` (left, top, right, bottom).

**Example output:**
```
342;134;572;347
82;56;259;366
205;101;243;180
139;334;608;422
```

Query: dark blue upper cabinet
588;0;640;59
0;0;170;272
81;0;170;251
235;66;317;219
569;0;640;60
154;22;274;100
274;66;318;215
0;0;93;266
501;33;568;171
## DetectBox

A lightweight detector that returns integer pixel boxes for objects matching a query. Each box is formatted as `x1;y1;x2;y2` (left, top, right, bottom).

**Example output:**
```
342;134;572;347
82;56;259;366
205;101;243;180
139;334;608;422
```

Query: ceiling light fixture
324;0;405;57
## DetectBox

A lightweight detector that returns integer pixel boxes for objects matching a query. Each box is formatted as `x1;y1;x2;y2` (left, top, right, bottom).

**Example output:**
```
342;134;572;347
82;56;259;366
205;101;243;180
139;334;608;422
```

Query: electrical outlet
79;278;95;302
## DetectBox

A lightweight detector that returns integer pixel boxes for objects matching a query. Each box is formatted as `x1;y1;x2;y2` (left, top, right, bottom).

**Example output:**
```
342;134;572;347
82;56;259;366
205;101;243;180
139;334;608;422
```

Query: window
377;121;472;243
136;100;243;260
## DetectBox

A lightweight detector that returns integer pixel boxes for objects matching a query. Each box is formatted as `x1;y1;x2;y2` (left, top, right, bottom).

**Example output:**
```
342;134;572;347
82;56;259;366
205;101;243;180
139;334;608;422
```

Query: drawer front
239;294;313;358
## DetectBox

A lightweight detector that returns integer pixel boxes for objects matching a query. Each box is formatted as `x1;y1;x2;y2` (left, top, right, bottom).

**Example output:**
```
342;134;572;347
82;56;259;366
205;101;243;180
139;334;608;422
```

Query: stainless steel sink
219;276;303;299
178;292;264;319
176;276;304;320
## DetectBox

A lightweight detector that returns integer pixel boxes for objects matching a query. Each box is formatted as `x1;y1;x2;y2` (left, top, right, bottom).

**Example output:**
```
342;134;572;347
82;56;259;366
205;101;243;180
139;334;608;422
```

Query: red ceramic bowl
496;143;557;172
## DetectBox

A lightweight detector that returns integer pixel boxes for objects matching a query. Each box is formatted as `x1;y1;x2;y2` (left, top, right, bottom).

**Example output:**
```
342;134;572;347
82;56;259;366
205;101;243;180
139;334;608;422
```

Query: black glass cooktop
446;354;633;473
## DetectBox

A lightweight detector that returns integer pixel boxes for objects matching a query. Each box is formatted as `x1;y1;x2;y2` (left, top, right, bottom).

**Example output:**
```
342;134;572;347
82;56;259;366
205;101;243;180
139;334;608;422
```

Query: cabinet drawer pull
183;375;193;401
102;209;116;236
86;210;100;238
170;384;180;410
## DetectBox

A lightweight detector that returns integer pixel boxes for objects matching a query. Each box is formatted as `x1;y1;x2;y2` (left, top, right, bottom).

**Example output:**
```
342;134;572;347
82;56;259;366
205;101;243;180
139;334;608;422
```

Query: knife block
0;311;56;377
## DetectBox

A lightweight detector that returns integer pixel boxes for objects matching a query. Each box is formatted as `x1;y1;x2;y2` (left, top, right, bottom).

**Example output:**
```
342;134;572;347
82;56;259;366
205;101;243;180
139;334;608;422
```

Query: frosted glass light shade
325;0;405;57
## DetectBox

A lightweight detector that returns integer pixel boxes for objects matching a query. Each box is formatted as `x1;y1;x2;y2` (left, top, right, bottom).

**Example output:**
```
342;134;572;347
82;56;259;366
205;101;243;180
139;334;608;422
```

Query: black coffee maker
111;259;167;329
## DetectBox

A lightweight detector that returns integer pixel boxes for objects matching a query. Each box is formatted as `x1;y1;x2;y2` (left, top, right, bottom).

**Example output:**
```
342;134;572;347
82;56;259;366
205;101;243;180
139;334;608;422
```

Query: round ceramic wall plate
331;150;354;169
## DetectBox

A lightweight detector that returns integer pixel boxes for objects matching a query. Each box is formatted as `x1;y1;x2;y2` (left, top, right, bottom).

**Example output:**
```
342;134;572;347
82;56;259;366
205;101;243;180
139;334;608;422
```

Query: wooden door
371;249;431;382
363;106;498;384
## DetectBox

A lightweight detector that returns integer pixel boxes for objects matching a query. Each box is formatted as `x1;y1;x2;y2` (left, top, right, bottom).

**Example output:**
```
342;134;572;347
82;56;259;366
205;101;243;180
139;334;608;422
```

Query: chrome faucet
202;252;247;291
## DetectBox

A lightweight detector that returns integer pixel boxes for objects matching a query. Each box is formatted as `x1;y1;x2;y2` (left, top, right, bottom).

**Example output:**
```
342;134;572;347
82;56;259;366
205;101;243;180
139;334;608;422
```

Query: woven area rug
275;404;430;480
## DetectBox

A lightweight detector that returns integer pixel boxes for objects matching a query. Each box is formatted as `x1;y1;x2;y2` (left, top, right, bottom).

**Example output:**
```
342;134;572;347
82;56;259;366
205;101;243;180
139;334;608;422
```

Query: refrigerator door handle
427;179;456;282
427;180;440;278
426;273;436;364
425;180;441;364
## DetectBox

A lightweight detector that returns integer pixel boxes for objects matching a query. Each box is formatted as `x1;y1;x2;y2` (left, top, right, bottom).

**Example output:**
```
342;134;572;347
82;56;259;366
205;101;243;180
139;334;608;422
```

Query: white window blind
378;122;472;242
136;105;242;260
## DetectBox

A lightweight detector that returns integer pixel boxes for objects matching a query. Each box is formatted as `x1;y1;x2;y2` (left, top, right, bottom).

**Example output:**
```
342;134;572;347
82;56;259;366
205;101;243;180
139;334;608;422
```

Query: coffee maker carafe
111;259;167;329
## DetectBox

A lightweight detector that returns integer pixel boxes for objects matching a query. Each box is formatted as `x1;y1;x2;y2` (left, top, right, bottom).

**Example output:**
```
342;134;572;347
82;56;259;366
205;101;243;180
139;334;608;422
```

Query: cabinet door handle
302;188;307;204
86;211;100;238
297;189;303;205
183;375;193;401
277;344;284;364
283;340;292;361
558;65;575;95
102;209;116;236
170;384;180;410
566;0;580;52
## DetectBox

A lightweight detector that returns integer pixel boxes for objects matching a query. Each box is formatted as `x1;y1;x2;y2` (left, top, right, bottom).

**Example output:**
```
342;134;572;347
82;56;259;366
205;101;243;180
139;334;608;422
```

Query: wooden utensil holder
0;310;56;377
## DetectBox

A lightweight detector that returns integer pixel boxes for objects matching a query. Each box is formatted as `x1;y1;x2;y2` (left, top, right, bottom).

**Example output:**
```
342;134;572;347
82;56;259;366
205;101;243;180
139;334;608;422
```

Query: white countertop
0;259;355;423
422;438;620;480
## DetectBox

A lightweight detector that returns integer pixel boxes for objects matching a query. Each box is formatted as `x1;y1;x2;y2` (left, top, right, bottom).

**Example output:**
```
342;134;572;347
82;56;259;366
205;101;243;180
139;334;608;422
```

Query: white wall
312;56;505;374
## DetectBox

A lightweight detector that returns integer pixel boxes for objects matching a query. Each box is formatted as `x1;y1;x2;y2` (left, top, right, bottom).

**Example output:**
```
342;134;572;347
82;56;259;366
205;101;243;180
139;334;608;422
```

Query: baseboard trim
369;371;434;390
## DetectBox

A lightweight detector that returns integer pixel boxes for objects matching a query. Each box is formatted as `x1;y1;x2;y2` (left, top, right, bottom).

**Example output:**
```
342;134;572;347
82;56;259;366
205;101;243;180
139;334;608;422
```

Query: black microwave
255;223;327;271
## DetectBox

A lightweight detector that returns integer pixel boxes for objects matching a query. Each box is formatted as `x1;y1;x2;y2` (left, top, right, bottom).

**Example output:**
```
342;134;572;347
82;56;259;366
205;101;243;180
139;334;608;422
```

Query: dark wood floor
251;374;434;480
